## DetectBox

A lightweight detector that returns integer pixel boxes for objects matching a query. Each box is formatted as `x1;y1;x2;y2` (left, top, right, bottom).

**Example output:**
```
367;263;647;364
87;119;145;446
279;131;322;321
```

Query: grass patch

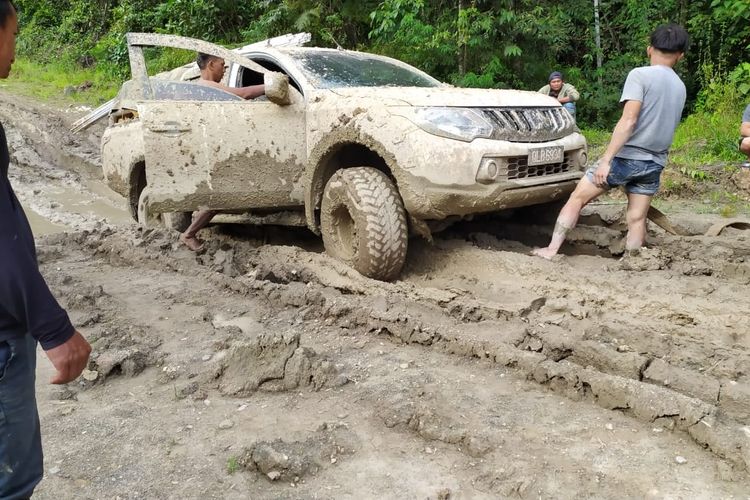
0;48;195;107
670;74;746;182
1;58;120;105
226;456;239;475
670;110;743;174
580;127;609;162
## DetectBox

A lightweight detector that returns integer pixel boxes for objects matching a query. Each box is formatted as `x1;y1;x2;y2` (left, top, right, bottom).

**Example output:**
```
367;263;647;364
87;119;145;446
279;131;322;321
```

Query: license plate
528;146;564;166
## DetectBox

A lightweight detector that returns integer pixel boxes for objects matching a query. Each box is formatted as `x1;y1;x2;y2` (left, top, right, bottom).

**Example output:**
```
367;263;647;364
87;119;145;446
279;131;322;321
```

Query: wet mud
1;93;749;498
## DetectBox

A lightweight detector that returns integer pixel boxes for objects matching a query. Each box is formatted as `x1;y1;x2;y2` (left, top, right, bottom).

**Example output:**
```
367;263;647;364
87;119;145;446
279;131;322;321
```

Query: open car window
239;57;303;95
150;81;242;101
128;33;271;79
127;33;276;101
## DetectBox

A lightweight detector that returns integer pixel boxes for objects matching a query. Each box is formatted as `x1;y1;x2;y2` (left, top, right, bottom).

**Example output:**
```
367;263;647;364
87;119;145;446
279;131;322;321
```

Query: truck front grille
482;107;576;143
506;153;572;179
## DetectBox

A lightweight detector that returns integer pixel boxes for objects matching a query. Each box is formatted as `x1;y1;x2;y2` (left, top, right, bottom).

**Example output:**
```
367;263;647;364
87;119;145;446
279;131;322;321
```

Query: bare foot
531;247;558;260
180;234;205;252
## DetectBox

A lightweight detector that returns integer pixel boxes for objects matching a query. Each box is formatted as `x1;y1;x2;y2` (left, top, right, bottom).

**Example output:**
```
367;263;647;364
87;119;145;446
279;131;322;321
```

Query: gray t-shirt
616;65;686;166
743;104;750;124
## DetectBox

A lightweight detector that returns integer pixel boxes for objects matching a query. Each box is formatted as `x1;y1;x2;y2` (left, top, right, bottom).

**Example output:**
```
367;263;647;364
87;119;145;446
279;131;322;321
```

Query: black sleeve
0;197;74;351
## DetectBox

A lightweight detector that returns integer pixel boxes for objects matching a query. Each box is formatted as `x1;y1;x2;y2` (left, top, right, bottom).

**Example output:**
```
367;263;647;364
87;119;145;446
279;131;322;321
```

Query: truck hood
325;86;560;108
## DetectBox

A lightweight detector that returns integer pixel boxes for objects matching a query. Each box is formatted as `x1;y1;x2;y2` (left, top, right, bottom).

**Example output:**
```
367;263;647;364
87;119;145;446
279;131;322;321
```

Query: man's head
649;24;689;60
197;53;226;83
0;1;17;79
549;71;564;92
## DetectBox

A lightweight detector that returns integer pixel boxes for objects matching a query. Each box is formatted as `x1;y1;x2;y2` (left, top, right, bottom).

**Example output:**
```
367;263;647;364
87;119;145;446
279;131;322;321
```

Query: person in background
532;24;689;260
740;103;750;168
0;2;92;497
539;71;580;121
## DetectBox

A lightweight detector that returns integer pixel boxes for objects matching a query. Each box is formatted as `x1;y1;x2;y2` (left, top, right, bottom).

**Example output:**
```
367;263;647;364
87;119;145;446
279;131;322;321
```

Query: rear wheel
137;188;160;228
129;166;147;222
321;167;408;281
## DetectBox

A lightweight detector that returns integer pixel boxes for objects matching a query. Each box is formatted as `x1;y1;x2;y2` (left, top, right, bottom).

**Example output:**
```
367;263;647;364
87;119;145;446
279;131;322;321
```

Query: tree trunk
458;0;466;76
593;0;602;84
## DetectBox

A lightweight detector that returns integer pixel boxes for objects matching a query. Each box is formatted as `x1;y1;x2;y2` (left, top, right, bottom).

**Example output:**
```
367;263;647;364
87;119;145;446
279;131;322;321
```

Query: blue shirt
0;122;74;350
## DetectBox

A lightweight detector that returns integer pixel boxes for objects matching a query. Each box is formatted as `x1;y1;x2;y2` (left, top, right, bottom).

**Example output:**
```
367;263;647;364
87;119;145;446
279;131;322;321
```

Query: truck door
139;83;306;215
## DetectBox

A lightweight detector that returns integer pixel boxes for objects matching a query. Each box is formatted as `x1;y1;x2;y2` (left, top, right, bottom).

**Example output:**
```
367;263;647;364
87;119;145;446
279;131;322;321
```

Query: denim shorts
585;157;664;195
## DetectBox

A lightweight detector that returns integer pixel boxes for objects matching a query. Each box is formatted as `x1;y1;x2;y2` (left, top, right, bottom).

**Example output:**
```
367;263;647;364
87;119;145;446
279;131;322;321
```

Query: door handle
148;120;191;136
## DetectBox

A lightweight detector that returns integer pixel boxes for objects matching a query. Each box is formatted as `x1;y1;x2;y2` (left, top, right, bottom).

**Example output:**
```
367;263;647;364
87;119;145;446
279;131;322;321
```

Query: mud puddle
20;201;69;235
45;181;130;224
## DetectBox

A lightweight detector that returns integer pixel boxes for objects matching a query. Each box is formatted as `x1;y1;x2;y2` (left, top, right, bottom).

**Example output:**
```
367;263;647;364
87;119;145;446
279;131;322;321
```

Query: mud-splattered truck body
101;33;588;280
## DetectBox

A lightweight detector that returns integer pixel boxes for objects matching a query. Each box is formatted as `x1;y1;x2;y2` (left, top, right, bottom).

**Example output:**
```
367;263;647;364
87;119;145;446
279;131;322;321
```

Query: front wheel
321;167;408;281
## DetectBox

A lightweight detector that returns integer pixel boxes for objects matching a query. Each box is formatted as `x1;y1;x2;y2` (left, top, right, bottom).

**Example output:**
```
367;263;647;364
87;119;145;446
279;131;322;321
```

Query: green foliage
226;456;239;475
8;0;750;135
579;128;610;162
670;63;746;179
679;166;710;181
729;63;750;97
3;58;119;104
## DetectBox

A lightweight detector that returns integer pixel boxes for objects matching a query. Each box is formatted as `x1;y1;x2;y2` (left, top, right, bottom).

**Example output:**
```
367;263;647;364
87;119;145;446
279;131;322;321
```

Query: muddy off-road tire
321;167;408;281
137;189;159;228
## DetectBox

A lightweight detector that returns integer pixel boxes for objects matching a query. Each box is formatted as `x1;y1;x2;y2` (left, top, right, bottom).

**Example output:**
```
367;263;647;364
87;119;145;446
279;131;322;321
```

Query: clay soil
1;92;749;499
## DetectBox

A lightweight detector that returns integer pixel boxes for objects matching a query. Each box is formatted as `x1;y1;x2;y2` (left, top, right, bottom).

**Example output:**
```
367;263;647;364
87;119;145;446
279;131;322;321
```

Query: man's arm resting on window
229;84;265;100
199;80;265;100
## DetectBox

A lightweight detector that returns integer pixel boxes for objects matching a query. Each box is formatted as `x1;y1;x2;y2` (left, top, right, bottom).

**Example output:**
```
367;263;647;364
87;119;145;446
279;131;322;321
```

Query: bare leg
532;177;607;259
741;137;750;166
624;193;652;250
179;210;217;251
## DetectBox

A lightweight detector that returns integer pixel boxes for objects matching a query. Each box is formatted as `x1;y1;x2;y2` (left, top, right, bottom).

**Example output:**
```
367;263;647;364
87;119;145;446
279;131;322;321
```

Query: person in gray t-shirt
740;104;750;164
616;65;686;165
533;24;689;259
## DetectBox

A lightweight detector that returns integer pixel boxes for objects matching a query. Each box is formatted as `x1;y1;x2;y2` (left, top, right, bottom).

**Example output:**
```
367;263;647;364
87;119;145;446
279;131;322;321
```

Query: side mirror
264;72;291;106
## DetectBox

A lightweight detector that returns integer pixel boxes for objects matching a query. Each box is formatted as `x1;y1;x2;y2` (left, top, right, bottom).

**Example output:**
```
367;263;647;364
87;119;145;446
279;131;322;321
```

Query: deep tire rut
52;226;750;474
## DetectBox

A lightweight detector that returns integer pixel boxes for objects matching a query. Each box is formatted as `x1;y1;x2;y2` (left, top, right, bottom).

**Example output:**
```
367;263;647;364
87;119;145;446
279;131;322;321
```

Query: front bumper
401;170;583;220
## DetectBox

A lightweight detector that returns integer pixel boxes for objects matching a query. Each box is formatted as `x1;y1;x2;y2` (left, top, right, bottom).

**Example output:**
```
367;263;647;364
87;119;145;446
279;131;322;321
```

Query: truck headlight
406;108;493;142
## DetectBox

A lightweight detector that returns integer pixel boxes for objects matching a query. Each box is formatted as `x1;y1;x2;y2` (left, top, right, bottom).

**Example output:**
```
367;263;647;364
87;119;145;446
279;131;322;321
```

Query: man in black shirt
0;2;91;497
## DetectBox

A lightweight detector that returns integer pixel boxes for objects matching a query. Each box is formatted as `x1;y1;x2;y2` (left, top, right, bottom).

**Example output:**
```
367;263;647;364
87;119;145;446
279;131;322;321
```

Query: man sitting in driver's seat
195;52;266;100
179;53;267;252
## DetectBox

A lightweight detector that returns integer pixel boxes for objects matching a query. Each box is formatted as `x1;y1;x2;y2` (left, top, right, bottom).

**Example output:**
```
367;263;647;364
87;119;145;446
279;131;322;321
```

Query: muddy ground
1;92;749;499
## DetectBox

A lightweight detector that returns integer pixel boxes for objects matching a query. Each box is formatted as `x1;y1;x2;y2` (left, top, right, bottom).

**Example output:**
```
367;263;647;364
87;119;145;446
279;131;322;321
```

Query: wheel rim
332;204;356;261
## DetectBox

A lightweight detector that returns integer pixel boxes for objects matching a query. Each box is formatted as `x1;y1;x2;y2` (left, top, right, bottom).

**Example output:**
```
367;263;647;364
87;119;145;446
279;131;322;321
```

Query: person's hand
558;96;569;104
45;330;92;384
593;161;611;187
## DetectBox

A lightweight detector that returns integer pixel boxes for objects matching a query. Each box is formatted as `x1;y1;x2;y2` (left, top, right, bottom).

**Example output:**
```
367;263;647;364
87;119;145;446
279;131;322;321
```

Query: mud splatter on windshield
288;50;441;89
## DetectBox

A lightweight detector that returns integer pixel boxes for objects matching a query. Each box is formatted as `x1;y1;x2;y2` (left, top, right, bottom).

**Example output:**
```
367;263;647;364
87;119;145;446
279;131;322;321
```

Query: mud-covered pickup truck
91;33;587;281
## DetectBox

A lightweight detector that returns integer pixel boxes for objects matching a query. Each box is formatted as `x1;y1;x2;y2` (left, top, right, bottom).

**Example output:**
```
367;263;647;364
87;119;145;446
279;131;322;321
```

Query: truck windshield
288;50;441;89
